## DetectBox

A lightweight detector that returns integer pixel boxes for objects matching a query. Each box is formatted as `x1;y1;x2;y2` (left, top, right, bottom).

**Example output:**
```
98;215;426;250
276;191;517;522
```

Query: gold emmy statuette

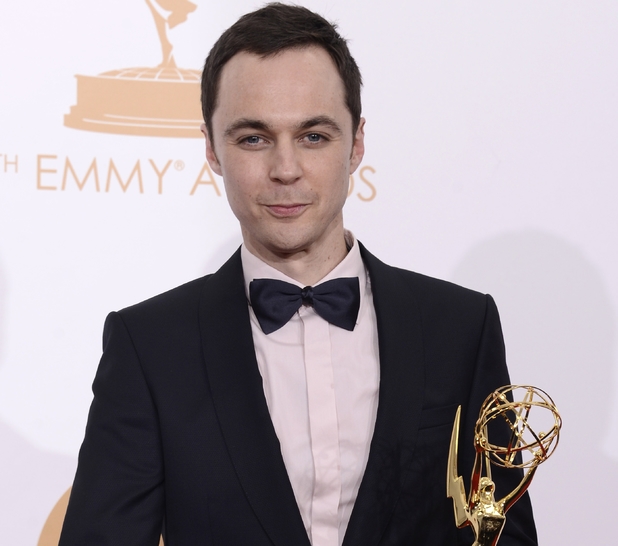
65;1;202;138
447;385;561;546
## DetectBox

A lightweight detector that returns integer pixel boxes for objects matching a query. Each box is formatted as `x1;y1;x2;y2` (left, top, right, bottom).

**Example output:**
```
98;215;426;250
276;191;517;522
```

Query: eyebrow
297;116;343;135
223;116;343;138
224;119;271;138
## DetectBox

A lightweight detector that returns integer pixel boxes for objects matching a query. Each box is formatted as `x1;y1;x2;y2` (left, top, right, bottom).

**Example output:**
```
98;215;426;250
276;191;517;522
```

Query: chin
264;235;313;255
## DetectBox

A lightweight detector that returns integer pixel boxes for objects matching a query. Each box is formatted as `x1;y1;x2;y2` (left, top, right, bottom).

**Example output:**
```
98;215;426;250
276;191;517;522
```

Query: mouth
265;204;308;218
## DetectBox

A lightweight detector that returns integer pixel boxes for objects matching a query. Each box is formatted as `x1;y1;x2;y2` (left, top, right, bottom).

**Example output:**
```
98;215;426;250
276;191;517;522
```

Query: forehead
213;46;350;127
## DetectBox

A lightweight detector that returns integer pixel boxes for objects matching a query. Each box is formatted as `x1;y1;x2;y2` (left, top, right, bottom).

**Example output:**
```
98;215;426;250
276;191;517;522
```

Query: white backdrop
1;1;616;543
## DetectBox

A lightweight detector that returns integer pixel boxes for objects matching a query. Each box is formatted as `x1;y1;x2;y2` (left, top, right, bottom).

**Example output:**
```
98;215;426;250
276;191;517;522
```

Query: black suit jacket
60;244;537;545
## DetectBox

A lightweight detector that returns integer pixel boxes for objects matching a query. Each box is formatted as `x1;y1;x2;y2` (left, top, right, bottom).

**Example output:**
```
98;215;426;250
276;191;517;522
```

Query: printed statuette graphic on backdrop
447;385;561;546
65;1;201;138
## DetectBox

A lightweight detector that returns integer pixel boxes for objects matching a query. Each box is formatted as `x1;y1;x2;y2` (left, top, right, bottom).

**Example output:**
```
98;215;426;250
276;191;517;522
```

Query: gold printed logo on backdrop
64;1;201;138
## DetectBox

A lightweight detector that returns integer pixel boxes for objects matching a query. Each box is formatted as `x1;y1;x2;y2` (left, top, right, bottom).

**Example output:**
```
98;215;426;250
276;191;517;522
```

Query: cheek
331;163;352;200
222;177;244;207
309;157;349;194
222;176;260;220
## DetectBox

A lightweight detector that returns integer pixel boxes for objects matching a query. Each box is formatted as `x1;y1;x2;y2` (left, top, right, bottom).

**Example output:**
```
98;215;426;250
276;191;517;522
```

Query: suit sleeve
59;312;164;545
459;295;538;546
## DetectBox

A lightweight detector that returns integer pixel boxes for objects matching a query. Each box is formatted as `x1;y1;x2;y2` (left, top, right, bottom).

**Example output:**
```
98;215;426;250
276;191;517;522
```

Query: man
60;4;537;545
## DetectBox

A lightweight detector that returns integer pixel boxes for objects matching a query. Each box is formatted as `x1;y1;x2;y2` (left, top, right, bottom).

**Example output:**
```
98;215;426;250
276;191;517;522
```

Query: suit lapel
198;250;310;546
343;245;427;545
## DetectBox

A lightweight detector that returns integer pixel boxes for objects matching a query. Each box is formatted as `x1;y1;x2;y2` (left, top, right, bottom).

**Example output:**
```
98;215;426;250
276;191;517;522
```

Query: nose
269;140;303;184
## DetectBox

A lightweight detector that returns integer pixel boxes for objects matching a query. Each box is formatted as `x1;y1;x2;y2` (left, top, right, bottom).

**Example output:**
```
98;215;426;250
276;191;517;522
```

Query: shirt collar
241;230;368;325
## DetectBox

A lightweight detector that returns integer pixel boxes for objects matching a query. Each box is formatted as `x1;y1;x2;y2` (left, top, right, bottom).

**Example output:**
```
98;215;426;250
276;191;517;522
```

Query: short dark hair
201;2;362;143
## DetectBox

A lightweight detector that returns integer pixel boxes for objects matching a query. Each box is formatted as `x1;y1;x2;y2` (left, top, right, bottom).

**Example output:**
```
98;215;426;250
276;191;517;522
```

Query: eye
304;133;327;144
242;135;263;146
237;134;270;149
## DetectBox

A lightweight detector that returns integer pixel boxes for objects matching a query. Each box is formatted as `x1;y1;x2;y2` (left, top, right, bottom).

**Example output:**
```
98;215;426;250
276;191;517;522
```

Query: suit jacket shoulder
360;242;490;317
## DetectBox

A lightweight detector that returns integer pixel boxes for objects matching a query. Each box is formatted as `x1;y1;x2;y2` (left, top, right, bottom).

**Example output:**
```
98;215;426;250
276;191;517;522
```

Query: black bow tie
249;277;360;334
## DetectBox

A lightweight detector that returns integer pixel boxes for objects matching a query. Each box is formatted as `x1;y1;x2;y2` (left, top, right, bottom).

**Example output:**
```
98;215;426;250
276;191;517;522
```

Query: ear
349;117;366;174
201;123;222;176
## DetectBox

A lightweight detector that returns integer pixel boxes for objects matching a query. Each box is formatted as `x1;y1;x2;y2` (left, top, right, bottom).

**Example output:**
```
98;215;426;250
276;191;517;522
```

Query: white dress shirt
241;233;380;546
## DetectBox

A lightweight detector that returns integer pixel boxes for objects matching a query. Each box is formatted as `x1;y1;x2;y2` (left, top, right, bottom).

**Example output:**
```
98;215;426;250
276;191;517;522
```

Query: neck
243;232;349;286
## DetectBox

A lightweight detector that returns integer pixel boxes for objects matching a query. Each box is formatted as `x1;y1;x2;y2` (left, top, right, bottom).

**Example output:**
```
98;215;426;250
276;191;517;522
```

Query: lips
266;204;308;217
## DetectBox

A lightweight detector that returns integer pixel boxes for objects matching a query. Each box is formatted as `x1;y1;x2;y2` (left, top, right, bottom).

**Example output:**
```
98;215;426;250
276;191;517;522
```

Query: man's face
204;46;365;264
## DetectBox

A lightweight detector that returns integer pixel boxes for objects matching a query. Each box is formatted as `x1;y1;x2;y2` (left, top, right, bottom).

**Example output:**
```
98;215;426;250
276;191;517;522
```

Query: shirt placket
300;306;341;546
